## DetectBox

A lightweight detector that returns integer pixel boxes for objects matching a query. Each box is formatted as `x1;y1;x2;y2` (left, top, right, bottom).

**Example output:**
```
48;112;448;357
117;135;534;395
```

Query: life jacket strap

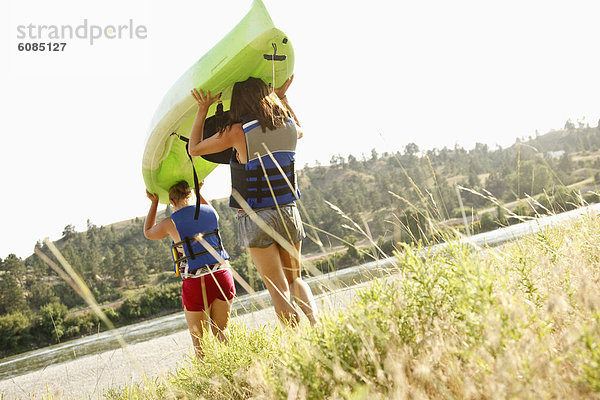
230;161;296;206
244;163;294;178
180;261;227;279
173;133;201;220
170;230;224;269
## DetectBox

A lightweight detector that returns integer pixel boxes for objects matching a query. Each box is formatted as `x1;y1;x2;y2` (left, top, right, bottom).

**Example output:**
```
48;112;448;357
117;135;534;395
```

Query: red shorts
181;269;236;312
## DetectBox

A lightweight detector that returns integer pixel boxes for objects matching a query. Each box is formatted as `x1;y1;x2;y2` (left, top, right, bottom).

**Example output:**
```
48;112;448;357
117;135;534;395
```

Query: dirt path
0;281;368;400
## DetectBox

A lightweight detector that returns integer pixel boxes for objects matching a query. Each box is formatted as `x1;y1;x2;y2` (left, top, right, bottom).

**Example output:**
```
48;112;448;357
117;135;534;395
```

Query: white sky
1;0;599;259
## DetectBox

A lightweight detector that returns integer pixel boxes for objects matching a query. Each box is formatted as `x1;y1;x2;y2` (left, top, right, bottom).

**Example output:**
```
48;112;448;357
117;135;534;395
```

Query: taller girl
187;76;317;326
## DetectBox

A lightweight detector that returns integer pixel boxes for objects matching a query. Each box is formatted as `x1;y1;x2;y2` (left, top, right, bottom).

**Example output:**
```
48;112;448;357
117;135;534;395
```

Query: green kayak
142;0;294;204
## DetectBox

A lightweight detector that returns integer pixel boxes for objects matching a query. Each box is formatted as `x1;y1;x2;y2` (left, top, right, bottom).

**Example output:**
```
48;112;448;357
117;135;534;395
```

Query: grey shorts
236;203;306;248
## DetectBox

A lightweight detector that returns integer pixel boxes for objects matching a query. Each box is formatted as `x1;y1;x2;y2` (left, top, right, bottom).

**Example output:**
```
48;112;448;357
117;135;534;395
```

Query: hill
1;121;600;357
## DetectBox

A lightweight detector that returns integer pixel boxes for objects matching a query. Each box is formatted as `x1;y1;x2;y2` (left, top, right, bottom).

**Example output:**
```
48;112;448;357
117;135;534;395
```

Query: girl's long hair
229;77;299;132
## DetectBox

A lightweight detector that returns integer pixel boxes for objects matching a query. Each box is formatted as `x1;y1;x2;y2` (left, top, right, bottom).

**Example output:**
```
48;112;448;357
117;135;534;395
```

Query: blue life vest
229;117;301;209
170;205;229;271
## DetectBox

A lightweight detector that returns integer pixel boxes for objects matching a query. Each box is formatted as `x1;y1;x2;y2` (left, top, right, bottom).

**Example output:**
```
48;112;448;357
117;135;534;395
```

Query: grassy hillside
105;211;600;399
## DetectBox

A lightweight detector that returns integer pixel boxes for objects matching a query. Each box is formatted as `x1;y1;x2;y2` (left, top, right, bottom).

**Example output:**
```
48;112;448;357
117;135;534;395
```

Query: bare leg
280;241;317;325
249;243;299;326
183;306;210;358
209;298;232;343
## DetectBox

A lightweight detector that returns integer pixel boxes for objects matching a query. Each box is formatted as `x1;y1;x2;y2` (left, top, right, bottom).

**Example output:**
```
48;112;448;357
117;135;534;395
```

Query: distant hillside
2;122;600;357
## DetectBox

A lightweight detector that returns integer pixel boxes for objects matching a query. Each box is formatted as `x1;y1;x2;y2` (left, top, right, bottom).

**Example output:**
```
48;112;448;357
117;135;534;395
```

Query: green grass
102;212;600;399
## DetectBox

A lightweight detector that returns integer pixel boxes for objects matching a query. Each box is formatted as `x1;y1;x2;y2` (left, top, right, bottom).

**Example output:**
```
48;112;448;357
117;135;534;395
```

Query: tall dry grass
102;209;600;399
34;143;600;399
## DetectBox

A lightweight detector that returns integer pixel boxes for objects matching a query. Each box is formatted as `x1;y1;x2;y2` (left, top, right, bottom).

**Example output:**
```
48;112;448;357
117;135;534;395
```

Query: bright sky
1;0;599;260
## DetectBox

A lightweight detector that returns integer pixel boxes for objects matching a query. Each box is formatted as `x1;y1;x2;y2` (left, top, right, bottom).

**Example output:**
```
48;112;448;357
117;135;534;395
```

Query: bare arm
188;127;238;156
195;181;209;205
188;88;230;156
274;74;294;99
144;191;175;240
294;121;304;139
275;75;302;138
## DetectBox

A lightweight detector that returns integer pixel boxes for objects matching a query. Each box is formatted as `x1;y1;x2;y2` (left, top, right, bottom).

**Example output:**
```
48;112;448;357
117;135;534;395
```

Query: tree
330;154;345;168
129;259;150;287
54;283;85;308
27;280;59;310
0;273;28;314
551;185;579;211
86;219;96;231
370;148;378;161
404;143;419;157
81;246;102;284
109;245;126;285
343;235;359;260
496;204;508;226
401;209;428;243
510;160;554;199
124;244;147;287
1;254;26;281
468;172;480;188
144;240;171;273
100;249;115;277
564;119;575;131
485;171;509;199
86;219;99;243
0;312;30;351
479;212;496;231
62;224;76;240
594;171;600;185
347;154;359;170
40;302;68;342
558;152;573;174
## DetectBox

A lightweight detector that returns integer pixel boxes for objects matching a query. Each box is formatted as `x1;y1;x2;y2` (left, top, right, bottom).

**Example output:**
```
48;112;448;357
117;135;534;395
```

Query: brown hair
229;77;299;132
168;180;191;204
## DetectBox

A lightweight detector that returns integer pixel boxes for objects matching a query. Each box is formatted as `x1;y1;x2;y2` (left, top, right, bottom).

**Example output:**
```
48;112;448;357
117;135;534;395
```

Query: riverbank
4;204;600;398
106;214;600;399
0;281;364;399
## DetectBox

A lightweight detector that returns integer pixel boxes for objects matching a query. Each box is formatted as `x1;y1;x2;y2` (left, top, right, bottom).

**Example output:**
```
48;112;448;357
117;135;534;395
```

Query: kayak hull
142;0;294;204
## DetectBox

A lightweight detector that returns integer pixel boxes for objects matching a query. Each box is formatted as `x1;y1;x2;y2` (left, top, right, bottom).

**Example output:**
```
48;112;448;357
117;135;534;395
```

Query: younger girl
144;180;235;358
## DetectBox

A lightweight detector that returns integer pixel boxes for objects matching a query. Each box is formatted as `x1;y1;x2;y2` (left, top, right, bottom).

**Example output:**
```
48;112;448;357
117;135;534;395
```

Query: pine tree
0;273;28;314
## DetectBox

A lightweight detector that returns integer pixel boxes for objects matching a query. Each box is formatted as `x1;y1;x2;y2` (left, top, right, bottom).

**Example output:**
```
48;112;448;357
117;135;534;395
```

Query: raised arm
188;89;235;156
274;75;302;137
144;190;175;240
199;193;209;205
196;180;209;205
274;74;294;99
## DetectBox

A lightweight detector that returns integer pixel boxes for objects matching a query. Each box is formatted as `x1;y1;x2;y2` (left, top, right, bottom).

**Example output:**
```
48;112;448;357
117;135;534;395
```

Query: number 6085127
17;42;67;51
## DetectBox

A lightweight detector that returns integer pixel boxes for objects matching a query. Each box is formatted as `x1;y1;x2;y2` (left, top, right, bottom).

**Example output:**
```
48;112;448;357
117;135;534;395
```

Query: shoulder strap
173;133;201;220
